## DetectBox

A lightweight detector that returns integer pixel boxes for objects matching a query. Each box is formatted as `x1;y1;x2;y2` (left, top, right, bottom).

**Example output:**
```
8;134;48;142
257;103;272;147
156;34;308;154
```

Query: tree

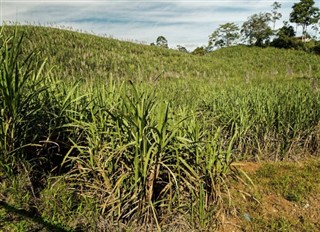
191;46;207;55
278;21;296;38
208;22;240;50
271;2;282;29
156;36;168;48
311;23;319;39
289;0;320;40
271;21;300;49
177;45;188;53
241;13;273;46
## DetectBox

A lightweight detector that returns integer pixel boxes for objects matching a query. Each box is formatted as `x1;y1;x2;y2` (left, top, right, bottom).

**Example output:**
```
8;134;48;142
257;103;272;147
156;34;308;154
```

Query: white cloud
1;0;317;50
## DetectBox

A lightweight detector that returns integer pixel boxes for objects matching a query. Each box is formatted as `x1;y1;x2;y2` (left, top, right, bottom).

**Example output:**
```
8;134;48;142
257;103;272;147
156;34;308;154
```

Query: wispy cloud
2;1;317;50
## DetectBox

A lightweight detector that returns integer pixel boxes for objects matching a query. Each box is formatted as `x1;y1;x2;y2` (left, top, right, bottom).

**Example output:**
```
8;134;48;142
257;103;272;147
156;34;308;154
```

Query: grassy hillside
2;25;320;80
0;25;320;231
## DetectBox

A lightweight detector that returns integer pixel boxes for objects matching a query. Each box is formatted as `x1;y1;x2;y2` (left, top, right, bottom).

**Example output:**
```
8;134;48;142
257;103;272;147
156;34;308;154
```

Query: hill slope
1;25;320;231
2;25;320;80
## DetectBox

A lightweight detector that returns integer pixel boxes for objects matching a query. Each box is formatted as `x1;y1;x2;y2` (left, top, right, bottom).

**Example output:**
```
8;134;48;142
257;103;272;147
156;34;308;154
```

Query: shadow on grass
0;200;72;232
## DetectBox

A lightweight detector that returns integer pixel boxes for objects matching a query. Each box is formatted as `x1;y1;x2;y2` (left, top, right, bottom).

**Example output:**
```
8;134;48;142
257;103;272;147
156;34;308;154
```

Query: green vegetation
241;12;273;47
290;0;320;38
256;160;320;203
206;0;320;52
0;25;320;231
208;22;240;49
230;158;320;231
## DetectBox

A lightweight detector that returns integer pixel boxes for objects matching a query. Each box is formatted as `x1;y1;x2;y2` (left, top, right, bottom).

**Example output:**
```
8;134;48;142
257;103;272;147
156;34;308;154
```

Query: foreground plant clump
0;26;320;231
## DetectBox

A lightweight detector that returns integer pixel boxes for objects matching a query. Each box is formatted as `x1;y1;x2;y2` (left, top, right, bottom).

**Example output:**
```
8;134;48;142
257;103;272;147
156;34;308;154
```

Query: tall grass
1;26;320;230
0;27;48;174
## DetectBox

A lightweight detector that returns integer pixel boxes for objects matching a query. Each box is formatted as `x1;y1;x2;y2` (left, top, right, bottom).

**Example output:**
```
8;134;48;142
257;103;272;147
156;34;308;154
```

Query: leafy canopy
290;0;320;36
270;1;282;29
241;13;273;46
208;22;240;50
156;36;168;48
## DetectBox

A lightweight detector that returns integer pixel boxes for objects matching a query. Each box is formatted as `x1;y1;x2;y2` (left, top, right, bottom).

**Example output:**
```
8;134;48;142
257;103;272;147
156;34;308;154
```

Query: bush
311;41;320;55
271;36;306;50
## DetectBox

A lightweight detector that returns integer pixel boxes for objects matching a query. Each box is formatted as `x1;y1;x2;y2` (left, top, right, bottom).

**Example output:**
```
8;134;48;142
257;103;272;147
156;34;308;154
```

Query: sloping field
3;26;320;80
0;26;320;231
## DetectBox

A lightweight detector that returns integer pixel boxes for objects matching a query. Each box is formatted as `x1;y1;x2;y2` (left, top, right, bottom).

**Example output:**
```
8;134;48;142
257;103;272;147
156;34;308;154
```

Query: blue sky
1;1;319;50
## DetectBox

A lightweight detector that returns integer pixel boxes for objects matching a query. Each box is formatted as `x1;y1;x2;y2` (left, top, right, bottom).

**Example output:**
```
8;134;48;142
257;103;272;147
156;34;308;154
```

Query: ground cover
221;158;320;231
0;26;320;231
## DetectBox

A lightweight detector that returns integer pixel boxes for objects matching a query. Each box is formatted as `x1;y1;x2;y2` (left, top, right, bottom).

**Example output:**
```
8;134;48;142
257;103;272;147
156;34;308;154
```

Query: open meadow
1;26;320;231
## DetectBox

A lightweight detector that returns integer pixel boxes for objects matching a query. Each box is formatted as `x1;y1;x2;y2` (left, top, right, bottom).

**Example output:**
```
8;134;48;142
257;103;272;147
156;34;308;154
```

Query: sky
1;0;319;50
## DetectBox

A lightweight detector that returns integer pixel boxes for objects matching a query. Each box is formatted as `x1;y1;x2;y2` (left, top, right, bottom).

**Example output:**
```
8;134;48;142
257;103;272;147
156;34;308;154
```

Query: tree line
151;0;320;54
